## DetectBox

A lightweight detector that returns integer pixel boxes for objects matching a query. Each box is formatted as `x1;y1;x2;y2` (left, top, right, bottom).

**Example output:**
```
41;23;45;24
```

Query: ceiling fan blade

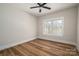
30;6;39;9
39;9;41;13
37;3;41;6
41;3;47;6
42;6;51;10
37;3;47;6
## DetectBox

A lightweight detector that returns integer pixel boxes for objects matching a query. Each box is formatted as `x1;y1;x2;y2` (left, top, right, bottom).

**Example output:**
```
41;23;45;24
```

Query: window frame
42;17;64;36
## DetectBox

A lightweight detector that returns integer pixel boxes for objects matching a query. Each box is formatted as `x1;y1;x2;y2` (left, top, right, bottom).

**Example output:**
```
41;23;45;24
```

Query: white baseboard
0;36;76;51
0;37;36;50
38;36;76;45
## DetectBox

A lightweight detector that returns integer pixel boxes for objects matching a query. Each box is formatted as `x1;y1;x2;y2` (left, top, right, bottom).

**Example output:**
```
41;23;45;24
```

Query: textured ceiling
10;3;78;16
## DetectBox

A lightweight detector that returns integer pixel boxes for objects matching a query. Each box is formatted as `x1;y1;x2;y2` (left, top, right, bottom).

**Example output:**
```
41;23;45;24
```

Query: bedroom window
43;17;64;36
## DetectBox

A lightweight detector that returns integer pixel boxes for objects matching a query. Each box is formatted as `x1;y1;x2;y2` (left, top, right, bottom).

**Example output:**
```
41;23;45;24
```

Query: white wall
77;6;79;51
37;7;77;45
0;4;37;50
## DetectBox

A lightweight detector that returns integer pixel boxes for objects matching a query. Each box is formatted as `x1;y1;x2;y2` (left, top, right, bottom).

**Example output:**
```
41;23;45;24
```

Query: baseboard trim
38;37;76;46
0;37;36;51
37;38;76;47
0;37;76;51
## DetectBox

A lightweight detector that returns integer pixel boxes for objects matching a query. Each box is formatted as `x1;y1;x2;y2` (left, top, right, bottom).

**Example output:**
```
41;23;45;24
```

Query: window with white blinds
43;17;64;36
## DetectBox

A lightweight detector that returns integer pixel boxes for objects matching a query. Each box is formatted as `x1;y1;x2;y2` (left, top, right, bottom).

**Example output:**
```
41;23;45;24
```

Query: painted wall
0;4;37;50
37;7;77;45
77;6;79;51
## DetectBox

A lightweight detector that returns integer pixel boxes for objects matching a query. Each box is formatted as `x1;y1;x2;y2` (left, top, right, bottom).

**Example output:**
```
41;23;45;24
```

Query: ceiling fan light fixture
30;3;51;13
39;9;41;13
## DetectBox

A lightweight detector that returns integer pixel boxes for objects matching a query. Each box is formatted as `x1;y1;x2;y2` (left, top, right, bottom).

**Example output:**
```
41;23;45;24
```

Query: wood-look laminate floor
0;39;78;56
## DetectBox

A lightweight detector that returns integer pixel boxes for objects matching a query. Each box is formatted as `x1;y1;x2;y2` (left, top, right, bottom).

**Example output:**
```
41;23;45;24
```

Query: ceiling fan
30;3;51;13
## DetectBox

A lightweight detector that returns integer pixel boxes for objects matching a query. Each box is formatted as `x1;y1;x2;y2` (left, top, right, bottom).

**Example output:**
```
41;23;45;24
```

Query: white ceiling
10;3;78;16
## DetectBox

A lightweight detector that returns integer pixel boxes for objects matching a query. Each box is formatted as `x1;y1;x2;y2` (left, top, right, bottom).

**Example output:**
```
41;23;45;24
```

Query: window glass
43;17;64;36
